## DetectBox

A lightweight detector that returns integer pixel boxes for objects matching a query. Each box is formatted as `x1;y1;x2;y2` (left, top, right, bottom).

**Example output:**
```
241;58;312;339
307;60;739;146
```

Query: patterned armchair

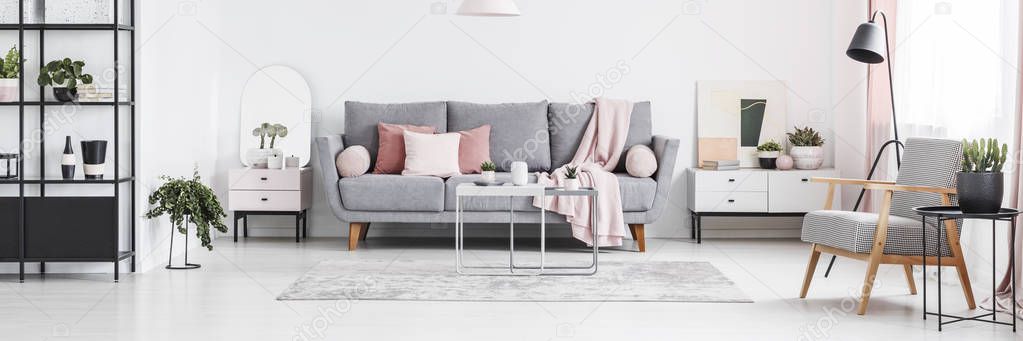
798;137;975;315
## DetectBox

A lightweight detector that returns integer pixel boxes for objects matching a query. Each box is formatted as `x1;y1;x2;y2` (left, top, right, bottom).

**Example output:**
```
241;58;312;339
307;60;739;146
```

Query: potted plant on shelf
0;45;22;102
958;138;1008;213
246;122;288;168
564;166;580;191
787;126;825;170
480;160;496;183
144;169;228;269
756;140;782;169
37;58;93;102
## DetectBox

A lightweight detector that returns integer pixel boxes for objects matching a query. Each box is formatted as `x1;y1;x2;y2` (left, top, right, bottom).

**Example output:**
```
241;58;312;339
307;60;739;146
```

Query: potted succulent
787;126;825;170
144;169;229;269
480;160;496;183
958;138;1008;213
37;58;94;102
0;45;22;102
756;140;782;169
246;123;288;168
564;166;580;191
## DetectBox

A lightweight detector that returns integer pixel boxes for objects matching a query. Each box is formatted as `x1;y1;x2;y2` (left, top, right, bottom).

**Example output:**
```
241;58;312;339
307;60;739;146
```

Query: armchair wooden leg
628;224;646;252
800;244;822;298
348;223;366;251
903;265;917;295
359;223;371;241
857;255;882;315
954;259;977;309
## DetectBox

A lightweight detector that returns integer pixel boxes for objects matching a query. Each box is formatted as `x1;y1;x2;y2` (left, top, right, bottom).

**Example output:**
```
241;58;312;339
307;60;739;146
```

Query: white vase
481;170;496;183
0;79;19;102
789;146;824;170
245;148;279;168
510;161;528;186
564;179;580;191
267;154;284;170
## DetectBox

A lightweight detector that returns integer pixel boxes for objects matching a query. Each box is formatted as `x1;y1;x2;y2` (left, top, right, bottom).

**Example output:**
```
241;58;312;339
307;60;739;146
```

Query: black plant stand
914;206;1020;332
166;221;200;270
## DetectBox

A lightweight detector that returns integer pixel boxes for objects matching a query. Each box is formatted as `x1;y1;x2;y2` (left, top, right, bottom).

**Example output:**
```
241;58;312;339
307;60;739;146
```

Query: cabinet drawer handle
727;199;735;203
801;178;809;182
728;179;736;182
260;198;268;202
260;177;268;181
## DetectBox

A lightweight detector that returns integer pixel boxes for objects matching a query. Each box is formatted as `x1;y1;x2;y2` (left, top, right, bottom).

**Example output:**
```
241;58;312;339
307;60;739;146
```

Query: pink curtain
861;0;899;212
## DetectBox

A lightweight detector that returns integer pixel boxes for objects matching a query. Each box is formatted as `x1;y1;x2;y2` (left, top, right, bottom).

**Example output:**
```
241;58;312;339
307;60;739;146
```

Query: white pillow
402;131;461;177
336;145;371;177
625;144;658;177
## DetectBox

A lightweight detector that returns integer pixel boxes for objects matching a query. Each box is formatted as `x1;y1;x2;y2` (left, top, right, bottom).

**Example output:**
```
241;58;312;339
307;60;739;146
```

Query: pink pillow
374;123;436;174
402;131;461;177
456;125;491;174
625;145;657;177
336;146;370;177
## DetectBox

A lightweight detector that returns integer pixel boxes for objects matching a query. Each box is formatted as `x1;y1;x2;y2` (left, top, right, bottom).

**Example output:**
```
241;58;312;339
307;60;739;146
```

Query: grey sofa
315;100;680;251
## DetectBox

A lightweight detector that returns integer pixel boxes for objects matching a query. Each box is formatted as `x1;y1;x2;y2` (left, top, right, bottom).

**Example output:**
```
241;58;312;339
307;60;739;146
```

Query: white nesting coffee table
455;183;598;276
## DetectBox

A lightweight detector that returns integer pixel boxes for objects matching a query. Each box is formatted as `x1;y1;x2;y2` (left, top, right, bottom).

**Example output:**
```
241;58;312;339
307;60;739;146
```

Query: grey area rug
278;259;752;303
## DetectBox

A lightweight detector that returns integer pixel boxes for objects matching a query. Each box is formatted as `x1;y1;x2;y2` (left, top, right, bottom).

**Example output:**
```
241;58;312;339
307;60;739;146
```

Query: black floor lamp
823;9;905;277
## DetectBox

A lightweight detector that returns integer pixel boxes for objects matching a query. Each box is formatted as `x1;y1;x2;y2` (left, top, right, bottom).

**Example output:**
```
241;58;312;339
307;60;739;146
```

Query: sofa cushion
617;173;657;212
339;174;444;212
444;173;541;212
548;101;653;171
447;101;551;172
344;101;447;169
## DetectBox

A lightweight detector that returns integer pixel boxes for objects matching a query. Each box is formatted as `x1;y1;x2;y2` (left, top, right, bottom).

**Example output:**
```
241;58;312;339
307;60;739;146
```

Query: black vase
81;140;107;179
53;87;78;102
61;136;75;179
956;172;1003;213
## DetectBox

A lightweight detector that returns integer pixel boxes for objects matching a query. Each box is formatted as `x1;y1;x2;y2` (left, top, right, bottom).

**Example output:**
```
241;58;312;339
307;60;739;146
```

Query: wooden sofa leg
348;223;365;251
628;224;646;252
360;223;371;241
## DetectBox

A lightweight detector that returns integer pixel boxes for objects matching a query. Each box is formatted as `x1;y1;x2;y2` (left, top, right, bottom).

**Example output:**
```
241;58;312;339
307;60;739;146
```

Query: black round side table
914;206;1021;332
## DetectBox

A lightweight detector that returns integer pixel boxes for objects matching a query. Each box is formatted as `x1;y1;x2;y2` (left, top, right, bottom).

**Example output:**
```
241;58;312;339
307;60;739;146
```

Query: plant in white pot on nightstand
756;140;782;169
0;46;23;102
787;126;824;170
563;166;580;191
246;122;288;168
480;160;497;183
957;138;1008;213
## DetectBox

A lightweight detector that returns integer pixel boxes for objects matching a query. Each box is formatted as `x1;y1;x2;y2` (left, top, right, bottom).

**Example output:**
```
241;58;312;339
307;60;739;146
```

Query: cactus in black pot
957;138;1008;213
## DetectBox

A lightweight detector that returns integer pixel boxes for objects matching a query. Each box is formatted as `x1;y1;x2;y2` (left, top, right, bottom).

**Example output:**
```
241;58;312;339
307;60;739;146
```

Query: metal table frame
455;184;598;276
915;206;1019;332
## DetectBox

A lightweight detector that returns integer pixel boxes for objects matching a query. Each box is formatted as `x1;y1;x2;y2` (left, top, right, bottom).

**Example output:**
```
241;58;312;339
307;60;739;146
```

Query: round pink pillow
336;146;370;177
625;145;657;177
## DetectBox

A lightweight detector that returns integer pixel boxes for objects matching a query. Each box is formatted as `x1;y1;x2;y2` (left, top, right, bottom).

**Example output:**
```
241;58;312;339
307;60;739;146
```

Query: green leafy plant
36;58;93;90
962;138;1008;173
0;45;21;79
144;169;228;251
480;160;496;172
787;126;825;147
251;123;289;149
756;140;782;152
565;166;578;179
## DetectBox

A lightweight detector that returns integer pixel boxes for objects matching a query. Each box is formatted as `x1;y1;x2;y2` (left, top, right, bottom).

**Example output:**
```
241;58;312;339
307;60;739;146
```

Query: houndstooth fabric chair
798;137;975;315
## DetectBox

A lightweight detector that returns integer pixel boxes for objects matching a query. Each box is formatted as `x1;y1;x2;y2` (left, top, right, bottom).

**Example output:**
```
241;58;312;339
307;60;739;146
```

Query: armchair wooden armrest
862;183;957;195
810;177;896;186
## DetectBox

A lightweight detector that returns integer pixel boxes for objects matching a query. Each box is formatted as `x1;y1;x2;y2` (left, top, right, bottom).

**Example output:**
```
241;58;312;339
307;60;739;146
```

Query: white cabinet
228;167;312;242
767;170;836;213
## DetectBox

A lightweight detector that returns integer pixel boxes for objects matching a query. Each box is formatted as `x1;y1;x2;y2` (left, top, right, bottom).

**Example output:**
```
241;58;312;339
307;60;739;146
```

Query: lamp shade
456;0;520;16
846;22;886;64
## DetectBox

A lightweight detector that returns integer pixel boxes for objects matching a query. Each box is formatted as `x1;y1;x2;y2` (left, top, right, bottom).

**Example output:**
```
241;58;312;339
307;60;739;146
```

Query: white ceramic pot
245;148;279;168
757;151;780;158
481;170;496;183
0;79;19;102
267;153;284;170
790;146;824;170
510;161;528;186
564;178;580;191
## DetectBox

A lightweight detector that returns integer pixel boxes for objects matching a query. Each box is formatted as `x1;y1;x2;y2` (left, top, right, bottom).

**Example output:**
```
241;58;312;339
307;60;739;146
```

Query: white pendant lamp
456;0;520;16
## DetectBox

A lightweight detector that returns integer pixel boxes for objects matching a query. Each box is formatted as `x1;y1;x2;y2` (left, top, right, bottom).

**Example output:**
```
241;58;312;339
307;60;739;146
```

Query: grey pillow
343;101;447;168
548;101;652;171
447;101;551;172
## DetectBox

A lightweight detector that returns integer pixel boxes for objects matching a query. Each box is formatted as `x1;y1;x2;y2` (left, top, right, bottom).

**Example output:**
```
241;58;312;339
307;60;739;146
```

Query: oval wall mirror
239;65;312;167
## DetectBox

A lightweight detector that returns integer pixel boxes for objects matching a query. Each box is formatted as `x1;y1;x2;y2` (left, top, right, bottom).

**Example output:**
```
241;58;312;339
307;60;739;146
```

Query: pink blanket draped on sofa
533;98;632;247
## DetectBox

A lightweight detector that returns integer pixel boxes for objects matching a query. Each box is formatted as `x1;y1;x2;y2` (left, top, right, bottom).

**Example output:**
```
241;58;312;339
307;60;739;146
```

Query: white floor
0;236;1016;340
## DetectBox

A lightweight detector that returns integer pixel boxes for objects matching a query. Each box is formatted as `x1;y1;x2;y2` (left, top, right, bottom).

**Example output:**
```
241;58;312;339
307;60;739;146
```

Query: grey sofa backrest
548;101;653;171
343;101;448;170
447;100;551;172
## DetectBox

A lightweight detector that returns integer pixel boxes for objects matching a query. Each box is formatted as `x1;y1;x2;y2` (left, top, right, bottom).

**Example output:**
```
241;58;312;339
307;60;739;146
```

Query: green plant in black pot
958;138;1008;213
144;169;228;269
37;58;93;102
756;140;782;169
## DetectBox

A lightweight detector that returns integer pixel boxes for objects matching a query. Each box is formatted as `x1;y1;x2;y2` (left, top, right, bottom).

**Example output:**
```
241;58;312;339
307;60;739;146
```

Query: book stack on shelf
702;160;739;171
78;84;128;102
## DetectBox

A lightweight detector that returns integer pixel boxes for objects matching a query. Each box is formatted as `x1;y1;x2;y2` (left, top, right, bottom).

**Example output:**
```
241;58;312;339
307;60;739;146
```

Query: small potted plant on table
756;140;782;169
787;126;825;170
37;58;93;102
0;45;22;102
564;166;580;191
246;122;288;168
480;160;496;183
958;138;1008;213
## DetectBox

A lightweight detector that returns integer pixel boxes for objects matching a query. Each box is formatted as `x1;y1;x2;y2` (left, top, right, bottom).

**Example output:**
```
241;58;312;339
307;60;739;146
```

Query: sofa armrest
645;135;681;223
315;135;351;221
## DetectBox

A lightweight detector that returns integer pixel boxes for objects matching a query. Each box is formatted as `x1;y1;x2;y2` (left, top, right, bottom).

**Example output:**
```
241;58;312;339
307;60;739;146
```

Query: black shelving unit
1;0;135;282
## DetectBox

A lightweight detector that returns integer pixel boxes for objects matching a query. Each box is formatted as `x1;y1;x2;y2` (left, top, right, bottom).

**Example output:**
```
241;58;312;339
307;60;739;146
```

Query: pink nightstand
228;167;312;242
